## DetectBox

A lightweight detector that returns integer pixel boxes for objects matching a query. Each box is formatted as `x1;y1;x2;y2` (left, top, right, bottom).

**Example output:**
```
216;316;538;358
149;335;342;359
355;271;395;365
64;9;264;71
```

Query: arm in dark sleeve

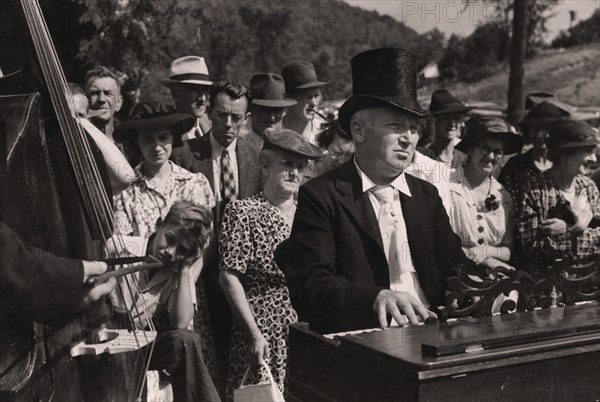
0;223;84;321
276;185;383;333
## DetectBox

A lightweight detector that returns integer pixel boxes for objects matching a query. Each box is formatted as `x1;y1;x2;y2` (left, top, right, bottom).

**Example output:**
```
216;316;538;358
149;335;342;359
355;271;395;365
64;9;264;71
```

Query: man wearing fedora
276;48;472;333
161;56;213;140
238;73;297;149
427;89;474;169
281;61;329;145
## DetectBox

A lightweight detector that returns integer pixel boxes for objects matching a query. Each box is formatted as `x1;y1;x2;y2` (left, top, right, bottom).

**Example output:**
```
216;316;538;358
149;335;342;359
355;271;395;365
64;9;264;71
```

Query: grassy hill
418;44;600;110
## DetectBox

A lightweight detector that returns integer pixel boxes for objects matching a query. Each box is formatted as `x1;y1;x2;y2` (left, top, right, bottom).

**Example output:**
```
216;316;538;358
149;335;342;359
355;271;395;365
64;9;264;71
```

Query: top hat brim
430;104;474;115
114;114;196;143
455;131;524;155
252;99;297;108
338;95;426;135
288;80;330;91
160;78;213;87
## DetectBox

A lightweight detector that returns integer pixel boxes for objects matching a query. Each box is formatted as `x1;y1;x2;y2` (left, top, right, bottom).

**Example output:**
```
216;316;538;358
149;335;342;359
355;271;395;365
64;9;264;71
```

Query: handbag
233;362;285;402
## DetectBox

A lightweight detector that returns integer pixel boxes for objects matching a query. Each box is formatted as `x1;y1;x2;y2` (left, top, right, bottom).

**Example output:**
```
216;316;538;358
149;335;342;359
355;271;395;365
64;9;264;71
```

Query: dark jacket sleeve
0;223;84;321
276;183;383;333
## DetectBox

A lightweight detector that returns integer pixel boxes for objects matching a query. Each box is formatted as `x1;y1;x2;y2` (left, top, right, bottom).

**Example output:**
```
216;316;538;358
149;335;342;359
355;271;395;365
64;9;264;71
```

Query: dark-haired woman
519;120;600;269
111;102;217;386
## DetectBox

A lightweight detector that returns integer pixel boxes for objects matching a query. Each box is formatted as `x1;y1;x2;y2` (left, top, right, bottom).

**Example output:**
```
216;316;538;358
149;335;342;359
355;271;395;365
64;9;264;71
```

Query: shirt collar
354;158;412;197
134;161;194;185
210;132;237;158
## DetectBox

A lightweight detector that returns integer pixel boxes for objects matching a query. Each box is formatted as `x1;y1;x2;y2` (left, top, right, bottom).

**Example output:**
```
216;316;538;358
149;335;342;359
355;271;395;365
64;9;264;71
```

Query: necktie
221;149;237;202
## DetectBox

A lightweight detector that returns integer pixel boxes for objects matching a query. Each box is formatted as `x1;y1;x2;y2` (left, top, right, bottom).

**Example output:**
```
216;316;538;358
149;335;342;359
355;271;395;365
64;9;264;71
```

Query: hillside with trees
37;0;444;102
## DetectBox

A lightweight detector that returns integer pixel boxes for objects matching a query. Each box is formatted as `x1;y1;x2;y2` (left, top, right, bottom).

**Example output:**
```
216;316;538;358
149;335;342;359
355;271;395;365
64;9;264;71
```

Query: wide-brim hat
518;101;568;128
547;120;600;149
114;102;195;143
262;128;323;160
281;61;330;91
160;56;213;87
250;73;297;108
339;47;426;135
429;89;474;115
456;116;523;155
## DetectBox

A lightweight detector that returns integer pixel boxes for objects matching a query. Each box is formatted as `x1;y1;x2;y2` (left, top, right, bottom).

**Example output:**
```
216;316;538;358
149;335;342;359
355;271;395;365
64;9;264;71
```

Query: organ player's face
87;77;123;123
138;128;174;167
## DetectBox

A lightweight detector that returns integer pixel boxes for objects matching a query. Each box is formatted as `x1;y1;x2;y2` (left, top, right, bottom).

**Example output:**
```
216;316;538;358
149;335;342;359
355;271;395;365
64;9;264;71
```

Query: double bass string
22;1;159;398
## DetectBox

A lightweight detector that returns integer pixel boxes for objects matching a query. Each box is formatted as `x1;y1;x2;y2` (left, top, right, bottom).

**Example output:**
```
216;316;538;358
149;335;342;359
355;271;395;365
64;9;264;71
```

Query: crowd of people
3;46;599;402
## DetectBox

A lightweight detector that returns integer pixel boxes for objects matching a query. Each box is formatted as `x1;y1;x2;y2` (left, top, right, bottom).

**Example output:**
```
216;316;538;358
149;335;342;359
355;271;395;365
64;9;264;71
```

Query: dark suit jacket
172;132;260;203
0;223;83;322
275;160;471;333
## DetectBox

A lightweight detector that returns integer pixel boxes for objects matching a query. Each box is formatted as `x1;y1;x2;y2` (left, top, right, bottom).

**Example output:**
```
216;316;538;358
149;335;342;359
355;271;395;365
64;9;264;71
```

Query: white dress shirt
354;160;430;311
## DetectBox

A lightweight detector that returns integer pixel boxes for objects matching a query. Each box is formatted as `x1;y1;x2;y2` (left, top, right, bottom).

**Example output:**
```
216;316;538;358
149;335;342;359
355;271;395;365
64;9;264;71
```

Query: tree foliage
552;9;600;49
39;0;445;101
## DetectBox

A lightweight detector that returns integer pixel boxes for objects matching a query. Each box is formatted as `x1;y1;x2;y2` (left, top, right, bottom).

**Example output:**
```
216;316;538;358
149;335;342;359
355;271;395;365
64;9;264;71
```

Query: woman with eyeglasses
219;129;322;401
447;116;523;270
519;120;600;271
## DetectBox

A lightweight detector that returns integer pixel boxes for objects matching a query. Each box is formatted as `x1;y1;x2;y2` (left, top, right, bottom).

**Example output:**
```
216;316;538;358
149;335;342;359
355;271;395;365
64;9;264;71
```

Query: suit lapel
399;176;426;271
336;162;385;254
189;133;216;194
236;140;253;198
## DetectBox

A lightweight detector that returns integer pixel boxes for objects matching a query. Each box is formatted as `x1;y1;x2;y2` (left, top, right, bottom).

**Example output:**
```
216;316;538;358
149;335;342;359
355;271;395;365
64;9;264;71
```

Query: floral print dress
219;193;297;401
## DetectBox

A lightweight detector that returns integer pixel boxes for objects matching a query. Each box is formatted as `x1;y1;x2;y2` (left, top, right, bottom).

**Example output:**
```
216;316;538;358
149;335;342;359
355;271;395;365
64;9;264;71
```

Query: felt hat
281;61;329;91
114;102;195;143
547;120;599;149
429;89;474;115
263;128;324;160
456;116;523;155
160;56;213;87
518;101;567;128
338;47;426;135
249;74;297;108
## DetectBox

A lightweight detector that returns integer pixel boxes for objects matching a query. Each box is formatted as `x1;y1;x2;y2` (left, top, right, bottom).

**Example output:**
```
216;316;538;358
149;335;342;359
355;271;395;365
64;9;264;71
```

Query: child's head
152;200;213;264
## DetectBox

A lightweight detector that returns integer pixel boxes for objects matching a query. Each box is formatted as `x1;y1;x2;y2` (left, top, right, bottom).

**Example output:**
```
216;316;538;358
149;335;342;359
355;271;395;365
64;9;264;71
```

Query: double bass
1;1;156;400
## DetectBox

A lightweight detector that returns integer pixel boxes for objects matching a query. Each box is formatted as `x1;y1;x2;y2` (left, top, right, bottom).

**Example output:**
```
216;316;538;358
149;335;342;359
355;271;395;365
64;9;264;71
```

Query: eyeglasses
214;110;244;125
476;143;504;157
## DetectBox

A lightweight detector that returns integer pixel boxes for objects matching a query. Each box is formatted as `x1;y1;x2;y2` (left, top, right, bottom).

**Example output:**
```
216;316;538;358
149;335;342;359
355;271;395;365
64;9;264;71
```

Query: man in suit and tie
160;56;213;140
276;48;472;333
171;78;259;396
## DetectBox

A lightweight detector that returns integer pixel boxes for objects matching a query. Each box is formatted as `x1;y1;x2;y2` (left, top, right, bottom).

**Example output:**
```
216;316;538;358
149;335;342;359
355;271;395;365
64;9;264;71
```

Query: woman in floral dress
111;102;217;382
219;129;322;400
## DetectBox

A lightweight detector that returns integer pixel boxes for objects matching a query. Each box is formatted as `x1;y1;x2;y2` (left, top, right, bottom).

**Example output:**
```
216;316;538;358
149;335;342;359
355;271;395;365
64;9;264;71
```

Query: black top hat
519;101;568;129
456;116;523;155
249;74;297;108
281;61;330;91
547;120;599;149
429;89;474;115
114;102;195;143
263;128;323;160
338;47;426;135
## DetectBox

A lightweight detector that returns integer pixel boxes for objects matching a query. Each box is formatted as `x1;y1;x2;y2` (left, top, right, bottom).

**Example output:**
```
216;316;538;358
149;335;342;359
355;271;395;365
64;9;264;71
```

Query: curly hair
161;200;213;258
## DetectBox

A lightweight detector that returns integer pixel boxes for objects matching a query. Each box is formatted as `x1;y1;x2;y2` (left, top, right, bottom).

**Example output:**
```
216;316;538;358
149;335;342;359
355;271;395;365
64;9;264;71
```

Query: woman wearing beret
519;119;600;269
219;129;322;400
447;116;523;270
111;102;217;382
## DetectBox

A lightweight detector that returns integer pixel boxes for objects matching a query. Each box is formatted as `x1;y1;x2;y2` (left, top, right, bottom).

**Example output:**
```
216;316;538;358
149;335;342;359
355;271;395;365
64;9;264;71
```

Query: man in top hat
281;61;329;145
275;48;472;333
427;89;474;169
161;56;213;140
238;73;297;149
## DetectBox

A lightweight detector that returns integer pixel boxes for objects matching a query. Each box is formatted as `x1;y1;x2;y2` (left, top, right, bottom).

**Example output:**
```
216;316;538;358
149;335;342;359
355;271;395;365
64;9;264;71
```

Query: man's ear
351;118;366;144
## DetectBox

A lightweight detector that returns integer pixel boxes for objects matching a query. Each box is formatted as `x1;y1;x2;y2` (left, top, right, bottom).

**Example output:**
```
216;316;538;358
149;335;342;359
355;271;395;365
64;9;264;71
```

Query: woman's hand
541;218;567;235
567;206;593;233
249;331;270;367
